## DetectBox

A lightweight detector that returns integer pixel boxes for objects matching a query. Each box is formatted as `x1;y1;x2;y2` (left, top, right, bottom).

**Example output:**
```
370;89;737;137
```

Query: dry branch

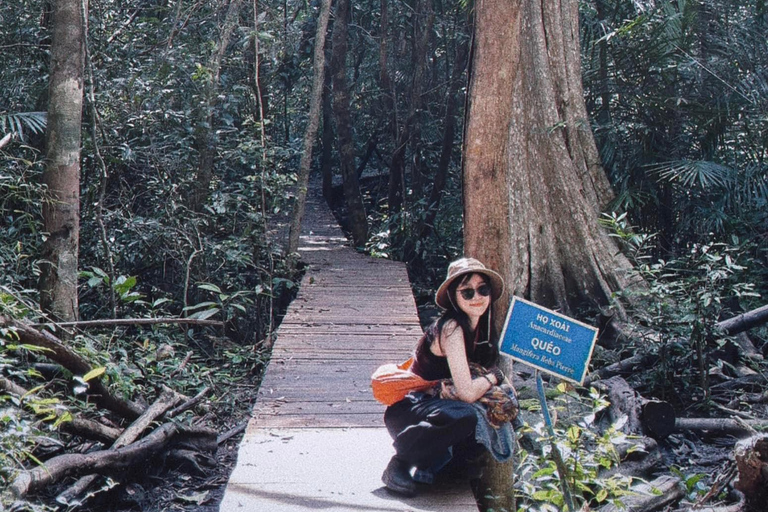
0;315;144;419
10;422;215;499
0;377;29;397
167;385;211;418
31;317;224;329
217;420;248;445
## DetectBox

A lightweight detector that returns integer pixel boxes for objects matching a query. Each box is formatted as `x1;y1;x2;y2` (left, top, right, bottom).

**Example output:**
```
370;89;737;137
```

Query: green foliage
516;387;640;511
607;213;763;401
670;466;710;502
581;0;768;261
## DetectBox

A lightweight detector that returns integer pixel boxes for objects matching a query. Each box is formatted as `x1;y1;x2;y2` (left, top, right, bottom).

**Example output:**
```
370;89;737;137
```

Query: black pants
384;392;483;470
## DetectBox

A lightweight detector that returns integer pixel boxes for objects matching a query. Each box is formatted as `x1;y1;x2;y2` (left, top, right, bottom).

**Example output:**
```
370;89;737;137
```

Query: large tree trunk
39;0;87;323
330;0;367;247
464;0;637;506
463;0;636;318
287;0;333;256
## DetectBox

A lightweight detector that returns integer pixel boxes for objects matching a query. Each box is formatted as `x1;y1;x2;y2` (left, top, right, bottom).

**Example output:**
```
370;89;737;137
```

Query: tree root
10;422;216;499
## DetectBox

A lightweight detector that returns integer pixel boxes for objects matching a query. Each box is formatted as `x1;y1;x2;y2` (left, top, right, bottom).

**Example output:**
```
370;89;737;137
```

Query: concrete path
218;189;477;511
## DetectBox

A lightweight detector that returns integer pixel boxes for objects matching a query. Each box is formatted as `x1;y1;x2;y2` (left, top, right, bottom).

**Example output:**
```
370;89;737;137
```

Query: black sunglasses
458;283;491;301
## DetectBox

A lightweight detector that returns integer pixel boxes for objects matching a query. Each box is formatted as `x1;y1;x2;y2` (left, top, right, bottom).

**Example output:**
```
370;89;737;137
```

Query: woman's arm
439;322;497;403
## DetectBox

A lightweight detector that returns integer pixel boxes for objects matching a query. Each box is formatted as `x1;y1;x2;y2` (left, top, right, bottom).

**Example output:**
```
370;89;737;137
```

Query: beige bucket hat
435;257;505;310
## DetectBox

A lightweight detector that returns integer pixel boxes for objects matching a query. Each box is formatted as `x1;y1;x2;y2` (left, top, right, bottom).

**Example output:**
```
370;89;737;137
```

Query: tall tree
463;0;636;321
191;0;243;211
287;0;333;256
330;0;368;247
39;0;87;323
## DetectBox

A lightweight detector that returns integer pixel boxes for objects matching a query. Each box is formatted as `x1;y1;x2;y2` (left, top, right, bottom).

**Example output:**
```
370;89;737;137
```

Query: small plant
515;385;642;511
670;467;709;502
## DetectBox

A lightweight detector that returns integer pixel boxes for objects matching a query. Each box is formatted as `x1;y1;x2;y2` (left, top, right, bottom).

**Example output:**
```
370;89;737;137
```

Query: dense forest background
2;0;768;510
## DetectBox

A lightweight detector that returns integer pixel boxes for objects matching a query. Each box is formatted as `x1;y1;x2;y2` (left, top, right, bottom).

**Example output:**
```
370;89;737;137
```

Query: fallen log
166;448;216;476
716;304;768;337
56;389;184;504
733;434;768;509
593;376;676;440
584;354;659;387
597;475;685;512
0;315;144;419
676;418;768;438
10;422;216;499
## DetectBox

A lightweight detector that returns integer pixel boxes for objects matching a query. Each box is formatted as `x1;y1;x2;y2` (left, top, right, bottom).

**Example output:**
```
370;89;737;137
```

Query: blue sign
499;297;598;385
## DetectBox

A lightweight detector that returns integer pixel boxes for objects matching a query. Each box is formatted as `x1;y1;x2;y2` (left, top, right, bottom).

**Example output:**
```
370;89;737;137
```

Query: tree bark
464;2;519;507
286;0;333;256
464;0;637;319
733;435;768;509
39;0;87;323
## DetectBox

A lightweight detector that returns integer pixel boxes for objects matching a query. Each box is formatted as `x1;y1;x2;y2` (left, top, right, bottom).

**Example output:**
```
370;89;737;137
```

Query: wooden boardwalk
218;189;477;511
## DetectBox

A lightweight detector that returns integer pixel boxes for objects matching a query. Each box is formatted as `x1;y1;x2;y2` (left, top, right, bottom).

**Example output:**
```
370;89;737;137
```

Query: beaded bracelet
491;366;505;385
482;374;494;387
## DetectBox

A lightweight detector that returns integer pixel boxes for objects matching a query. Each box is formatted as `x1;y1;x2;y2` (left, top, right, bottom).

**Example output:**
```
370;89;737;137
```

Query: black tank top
410;322;493;381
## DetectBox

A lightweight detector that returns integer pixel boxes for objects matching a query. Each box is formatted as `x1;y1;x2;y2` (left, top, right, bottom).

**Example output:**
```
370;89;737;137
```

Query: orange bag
371;358;438;406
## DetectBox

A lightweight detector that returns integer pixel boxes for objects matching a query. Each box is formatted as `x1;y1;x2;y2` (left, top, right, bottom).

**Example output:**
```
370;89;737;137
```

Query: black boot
382;455;417;496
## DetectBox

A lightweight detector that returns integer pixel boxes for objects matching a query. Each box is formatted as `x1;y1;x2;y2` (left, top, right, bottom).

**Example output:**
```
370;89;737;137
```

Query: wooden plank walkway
218;188;478;511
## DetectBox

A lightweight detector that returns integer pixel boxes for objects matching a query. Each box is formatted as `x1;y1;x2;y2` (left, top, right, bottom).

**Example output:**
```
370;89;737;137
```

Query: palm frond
734;163;768;209
0;112;47;140
648;159;733;189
